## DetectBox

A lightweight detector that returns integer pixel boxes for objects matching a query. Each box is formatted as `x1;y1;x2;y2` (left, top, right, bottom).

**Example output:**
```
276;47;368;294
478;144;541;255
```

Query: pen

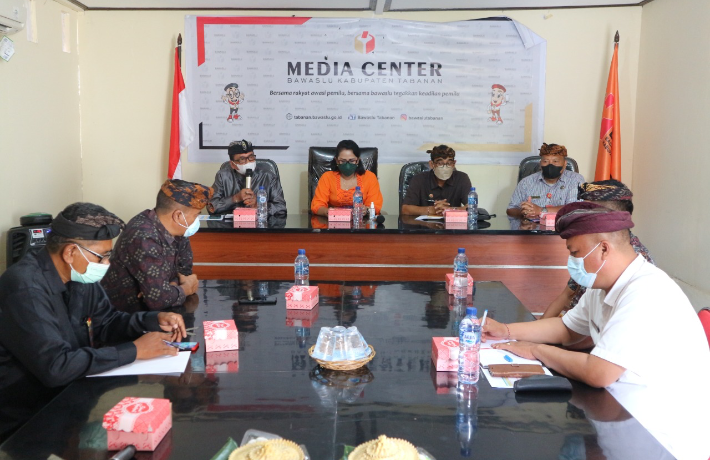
84;317;94;348
162;340;182;348
480;310;488;328
504;354;513;363
142;330;171;334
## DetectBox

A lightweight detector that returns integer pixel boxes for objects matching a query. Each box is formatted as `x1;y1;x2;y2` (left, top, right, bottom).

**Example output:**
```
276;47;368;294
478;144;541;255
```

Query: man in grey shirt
208;139;287;216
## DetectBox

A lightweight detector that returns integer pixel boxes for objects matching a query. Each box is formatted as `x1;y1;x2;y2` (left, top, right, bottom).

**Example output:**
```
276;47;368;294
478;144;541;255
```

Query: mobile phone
238;296;277;305
163;340;200;352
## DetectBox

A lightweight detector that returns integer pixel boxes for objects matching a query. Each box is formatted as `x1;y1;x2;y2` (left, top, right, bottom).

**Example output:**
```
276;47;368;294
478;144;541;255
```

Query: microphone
245;169;253;190
375;215;385;224
109;445;136;460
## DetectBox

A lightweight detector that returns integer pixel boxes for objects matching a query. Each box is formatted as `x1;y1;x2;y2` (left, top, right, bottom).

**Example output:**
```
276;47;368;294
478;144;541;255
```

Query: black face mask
541;164;564;180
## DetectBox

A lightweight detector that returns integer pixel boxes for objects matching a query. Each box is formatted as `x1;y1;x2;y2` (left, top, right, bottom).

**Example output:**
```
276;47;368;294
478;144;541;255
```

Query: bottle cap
355;186;361;191
466;307;477;317
471;187;476;192
298;249;305;255
259;185;265;190
458;248;465;254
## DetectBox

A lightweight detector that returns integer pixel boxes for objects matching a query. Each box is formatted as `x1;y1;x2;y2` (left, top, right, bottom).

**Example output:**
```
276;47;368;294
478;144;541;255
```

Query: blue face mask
178;211;200;238
70;245;110;284
567;242;606;288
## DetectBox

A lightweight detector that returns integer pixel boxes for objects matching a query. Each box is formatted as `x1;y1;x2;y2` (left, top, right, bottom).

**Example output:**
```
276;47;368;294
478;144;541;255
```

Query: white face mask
70;245;110;284
234;161;256;176
177;211;200;238
434;165;454;181
567;242;606;288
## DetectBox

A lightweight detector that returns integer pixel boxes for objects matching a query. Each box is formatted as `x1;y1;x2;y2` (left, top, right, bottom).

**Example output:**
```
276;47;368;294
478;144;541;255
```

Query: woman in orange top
310;140;384;216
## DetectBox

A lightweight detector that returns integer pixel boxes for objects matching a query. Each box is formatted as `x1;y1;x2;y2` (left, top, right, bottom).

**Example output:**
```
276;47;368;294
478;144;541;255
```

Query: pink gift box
444;209;468;222
540;211;557;227
103;397;172;451
328;220;352;229
286;304;320;327
205;350;239;374
233;208;257;222
432;337;460;372
430;366;458;394
203;320;239;352
328;207;351;222
285;285;319;309
445;273;475;296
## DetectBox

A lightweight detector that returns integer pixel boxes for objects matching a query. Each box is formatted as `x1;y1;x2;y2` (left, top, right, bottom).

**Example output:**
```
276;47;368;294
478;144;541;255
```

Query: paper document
480;348;542;367
88;351;191;377
415;215;443;221
481;366;553;389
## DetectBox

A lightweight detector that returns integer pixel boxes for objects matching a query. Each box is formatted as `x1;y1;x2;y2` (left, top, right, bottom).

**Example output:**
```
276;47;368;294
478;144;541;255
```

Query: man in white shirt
483;202;710;389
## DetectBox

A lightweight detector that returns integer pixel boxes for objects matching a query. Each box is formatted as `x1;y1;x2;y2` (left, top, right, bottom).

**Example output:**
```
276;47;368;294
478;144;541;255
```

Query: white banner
185;16;546;165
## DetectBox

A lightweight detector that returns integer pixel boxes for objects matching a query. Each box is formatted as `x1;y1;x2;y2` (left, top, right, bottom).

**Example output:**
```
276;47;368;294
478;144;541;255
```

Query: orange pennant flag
594;33;621;181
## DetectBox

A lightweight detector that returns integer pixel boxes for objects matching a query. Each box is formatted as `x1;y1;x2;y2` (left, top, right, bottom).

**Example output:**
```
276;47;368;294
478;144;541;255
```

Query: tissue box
203;320;239;352
444;209;468;222
432;337;460;372
286;304;320;327
328;207;351;222
103;397;172;451
430;366;458;394
205;350;239;374
328;220;352;229
445;273;475;296
540;211;557;227
233;208;257;222
285;285;319;310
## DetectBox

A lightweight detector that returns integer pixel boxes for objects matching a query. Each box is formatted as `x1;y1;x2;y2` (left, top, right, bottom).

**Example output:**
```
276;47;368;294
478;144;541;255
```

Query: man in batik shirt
542;179;654;319
102;179;213;313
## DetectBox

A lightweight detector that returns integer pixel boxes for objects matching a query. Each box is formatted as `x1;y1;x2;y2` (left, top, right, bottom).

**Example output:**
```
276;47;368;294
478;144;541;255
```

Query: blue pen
504;354;513;363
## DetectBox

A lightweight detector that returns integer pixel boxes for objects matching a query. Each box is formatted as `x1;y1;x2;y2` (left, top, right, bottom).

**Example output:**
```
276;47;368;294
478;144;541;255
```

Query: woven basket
308;345;376;371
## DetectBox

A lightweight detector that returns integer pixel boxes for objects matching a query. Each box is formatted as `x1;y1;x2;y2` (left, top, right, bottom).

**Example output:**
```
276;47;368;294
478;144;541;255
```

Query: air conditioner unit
0;0;27;35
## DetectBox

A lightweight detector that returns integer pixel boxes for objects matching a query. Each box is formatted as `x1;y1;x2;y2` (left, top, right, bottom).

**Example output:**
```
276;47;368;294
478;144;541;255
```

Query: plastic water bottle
352;186;364;222
294;249;309;286
453;248;469;299
467;187;478;222
256;186;268;222
458;306;480;384
456;381;479;457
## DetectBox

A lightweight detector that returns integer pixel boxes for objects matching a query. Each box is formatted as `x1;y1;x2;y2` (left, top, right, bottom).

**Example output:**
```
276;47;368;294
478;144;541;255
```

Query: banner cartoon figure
222;83;245;122
488;84;508;125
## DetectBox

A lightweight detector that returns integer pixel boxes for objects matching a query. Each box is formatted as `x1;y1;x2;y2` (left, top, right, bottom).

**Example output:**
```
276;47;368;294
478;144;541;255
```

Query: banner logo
354;31;375;54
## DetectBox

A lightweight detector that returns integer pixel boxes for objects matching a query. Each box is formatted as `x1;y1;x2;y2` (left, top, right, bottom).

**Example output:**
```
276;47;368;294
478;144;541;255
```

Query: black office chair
398;161;430;211
216;158;281;182
517;156;579;182
307;146;378;209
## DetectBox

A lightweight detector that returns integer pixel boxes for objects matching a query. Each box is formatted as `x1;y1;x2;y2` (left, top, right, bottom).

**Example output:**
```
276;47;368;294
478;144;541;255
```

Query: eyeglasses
336;159;359;165
433;160;455;167
232;154;257;165
75;243;112;264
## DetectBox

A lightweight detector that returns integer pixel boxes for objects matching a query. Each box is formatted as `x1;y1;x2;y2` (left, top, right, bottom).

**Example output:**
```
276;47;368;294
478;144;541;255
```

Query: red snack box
429;365;459;394
444;209;468;223
205;350;239;374
233;208;257;222
203;320;239;352
328;207;351;222
540;211;557;227
286;304;320;327
445;273;475;296
103;397;172;451
432;337;460;372
285;285;319;310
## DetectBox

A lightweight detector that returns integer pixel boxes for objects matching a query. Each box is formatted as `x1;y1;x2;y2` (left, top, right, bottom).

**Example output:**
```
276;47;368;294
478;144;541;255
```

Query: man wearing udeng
0;203;185;441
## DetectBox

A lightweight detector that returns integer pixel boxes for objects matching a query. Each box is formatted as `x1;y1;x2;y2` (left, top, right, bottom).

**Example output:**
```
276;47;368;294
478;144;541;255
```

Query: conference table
193;213;570;312
0;280;675;460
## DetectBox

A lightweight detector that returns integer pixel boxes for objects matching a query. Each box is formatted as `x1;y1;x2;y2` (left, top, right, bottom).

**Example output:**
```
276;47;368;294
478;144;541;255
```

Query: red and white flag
168;47;194;180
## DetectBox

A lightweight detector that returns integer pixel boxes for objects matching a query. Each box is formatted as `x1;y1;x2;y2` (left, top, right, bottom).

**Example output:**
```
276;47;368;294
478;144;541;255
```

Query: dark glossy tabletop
0;281;672;460
201;213;558;235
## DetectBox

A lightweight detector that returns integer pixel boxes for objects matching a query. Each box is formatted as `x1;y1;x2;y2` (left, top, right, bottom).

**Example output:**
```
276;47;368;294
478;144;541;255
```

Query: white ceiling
69;0;651;11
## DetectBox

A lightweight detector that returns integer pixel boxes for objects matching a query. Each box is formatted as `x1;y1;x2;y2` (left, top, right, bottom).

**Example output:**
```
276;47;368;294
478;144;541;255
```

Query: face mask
177;211;200;238
70;245;109;284
337;162;358;176
234;161;256;176
541;164;564;180
434;165;454;181
567;242;606;288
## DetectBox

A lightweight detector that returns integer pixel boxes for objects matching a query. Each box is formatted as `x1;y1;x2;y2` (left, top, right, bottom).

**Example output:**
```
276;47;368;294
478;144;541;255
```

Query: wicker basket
308;345;376;371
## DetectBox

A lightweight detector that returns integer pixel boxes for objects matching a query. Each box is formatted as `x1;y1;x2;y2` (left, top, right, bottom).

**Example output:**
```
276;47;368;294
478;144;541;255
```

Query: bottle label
295;264;309;276
461;331;478;346
468;196;478;207
454;260;468;273
258;195;266;204
354;196;363;205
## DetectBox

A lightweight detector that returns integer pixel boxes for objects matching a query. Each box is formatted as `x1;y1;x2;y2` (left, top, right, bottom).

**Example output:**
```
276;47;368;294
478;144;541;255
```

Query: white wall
77;8;642;221
0;2;82;272
632;0;710;309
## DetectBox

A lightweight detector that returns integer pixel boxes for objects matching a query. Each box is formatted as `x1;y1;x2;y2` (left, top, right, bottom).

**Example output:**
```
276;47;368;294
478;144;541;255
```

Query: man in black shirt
401;145;472;215
0;202;186;442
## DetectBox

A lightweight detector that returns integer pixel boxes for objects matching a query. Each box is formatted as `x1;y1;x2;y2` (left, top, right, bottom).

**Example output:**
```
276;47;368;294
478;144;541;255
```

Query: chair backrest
517;156;579;183
307;146;378;208
256;158;281;183
699;308;710;349
398;161;431;211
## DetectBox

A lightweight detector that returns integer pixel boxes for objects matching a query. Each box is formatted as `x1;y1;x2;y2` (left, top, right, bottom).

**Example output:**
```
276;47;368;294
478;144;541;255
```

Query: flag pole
177;34;182;67
615;30;619;45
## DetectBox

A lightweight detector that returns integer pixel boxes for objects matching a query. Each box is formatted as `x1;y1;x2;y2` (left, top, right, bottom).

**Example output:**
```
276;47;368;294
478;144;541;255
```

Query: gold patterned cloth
348;435;419;460
228;439;305;460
